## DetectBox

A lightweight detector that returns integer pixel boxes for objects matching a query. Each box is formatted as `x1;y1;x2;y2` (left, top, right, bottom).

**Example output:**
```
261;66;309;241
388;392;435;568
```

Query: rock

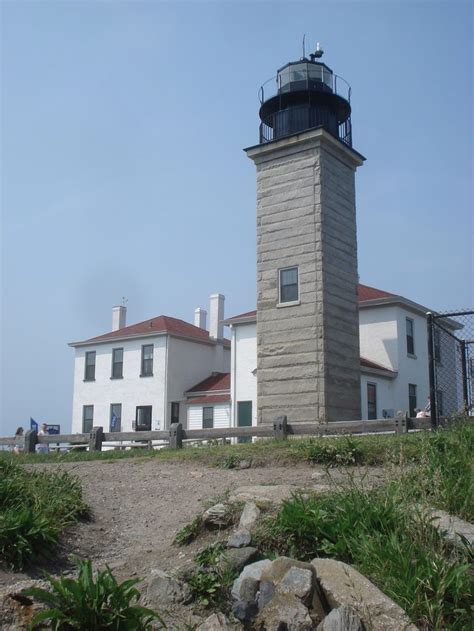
232;599;259;622
239;576;259;602
238;460;252;470
255;593;313;630
311;471;326;481
231;559;272;601
316;605;365;631
197;612;243;630
276;566;314;606
261;556;327;621
203;503;231;528
311;559;417;630
220;546;258;572
257;580;275;610
239;501;261;530
424;508;474;548
228;529;251;548
230;484;297;505
146;569;192;605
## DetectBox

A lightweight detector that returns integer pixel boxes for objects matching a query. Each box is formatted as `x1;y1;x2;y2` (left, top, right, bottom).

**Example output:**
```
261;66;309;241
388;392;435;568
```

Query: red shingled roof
357;283;395;302
73;315;229;346
186;394;231;405
187;373;230;393
227;284;396;322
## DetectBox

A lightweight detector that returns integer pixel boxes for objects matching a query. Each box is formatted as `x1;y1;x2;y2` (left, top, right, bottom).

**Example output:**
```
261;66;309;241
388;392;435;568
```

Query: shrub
25;558;164;630
299;435;364;466
0;460;89;570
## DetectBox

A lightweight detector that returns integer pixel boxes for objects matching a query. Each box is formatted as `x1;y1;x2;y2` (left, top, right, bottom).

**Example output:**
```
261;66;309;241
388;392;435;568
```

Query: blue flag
30;418;38;432
111;413;118;431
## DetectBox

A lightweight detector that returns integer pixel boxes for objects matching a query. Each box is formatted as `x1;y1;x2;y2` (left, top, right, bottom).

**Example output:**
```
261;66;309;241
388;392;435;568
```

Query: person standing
35;423;50;454
13;427;24;454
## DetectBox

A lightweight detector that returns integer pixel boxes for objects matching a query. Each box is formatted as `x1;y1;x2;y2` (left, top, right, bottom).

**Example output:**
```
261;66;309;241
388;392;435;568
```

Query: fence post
89;426;104;452
394;411;408;434
426;312;438;430
169;422;183;449
24;430;37;453
273;415;288;440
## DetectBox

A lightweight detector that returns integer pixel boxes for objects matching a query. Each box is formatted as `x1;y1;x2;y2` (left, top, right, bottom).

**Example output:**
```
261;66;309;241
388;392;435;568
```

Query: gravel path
0;458;385;589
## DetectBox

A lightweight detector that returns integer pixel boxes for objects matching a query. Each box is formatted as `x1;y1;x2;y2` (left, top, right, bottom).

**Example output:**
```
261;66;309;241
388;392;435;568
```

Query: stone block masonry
246;129;364;423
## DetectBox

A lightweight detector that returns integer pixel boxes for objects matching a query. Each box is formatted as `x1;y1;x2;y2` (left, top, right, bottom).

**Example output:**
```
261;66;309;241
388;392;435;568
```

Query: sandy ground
0;458;385;591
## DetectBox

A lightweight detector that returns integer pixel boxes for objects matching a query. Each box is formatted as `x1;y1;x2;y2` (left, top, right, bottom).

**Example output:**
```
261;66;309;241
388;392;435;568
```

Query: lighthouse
245;44;365;424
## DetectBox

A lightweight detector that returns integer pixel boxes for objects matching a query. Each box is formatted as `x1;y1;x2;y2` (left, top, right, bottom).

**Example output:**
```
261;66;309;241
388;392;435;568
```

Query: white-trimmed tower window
279;266;299;304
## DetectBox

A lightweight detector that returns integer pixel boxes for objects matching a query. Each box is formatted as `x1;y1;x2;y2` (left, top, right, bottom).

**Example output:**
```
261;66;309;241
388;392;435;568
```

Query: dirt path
0;458;385;589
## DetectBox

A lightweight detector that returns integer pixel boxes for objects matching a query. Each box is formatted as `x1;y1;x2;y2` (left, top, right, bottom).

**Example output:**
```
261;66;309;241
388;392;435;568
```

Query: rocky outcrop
239;501;261;530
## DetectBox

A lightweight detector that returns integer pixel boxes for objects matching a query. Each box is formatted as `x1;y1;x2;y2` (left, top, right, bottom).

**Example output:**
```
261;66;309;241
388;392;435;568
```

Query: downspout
231;326;237;427
163;335;169;429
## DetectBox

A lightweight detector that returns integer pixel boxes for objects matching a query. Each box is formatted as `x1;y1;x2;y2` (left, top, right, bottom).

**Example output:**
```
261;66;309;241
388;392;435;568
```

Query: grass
0;459;89;570
187;543;238;609
25;557;164;630
254;421;474;630
0;429;433;468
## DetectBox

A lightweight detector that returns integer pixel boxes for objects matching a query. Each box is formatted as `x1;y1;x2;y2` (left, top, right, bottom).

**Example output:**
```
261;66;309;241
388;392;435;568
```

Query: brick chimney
112;305;127;331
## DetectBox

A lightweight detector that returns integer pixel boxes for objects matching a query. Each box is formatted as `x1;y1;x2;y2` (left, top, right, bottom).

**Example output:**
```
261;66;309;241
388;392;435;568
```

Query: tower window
279;267;299;304
82;405;94;433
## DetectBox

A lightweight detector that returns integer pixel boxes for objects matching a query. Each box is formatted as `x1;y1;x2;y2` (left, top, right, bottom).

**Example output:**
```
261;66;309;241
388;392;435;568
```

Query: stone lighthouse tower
245;44;364;424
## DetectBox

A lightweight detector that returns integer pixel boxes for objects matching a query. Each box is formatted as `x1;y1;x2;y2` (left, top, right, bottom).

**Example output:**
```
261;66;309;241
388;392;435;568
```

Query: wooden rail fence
0;412;438;453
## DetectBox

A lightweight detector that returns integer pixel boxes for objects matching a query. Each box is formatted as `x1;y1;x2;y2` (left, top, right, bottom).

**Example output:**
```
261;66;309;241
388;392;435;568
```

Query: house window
82;405;94;433
110;403;122;432
141;344;153;376
436;390;444;417
84;351;96;381
111;348;123;379
203;407;214;429
408;384;417;417
135;406;152;431
434;329;441;363
279;266;299;304
171;402;180;425
406;318;415;355
367;383;377;420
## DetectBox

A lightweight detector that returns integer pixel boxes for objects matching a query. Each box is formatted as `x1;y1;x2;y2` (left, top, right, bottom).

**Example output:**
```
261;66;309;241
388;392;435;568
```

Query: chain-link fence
427;310;474;427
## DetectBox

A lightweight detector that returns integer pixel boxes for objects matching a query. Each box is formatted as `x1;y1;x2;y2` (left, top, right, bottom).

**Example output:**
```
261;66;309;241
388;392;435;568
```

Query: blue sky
1;1;472;435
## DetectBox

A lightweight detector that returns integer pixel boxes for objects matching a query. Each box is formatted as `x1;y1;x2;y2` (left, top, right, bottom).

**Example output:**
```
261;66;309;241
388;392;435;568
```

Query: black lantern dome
259;44;352;146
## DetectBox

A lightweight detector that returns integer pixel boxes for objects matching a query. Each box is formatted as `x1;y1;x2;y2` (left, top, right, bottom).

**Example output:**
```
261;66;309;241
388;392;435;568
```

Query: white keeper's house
70;283;457;434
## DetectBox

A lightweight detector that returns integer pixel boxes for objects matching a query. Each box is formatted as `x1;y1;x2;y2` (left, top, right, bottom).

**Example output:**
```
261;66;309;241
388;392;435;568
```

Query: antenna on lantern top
302;34;306;59
311;42;324;59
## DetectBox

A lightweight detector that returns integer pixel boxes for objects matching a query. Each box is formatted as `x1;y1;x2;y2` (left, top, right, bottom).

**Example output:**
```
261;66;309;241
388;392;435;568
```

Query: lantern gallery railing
259;69;351;105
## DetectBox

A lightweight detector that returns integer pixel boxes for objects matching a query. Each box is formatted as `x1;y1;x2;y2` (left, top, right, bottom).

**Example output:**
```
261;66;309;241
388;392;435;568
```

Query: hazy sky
1;0;472;435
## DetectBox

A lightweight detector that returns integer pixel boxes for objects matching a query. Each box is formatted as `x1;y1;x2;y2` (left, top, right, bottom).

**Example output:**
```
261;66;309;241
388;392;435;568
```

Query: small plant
302;435;364;466
25;558;165;630
217;454;241;469
187;543;238;608
173;515;203;546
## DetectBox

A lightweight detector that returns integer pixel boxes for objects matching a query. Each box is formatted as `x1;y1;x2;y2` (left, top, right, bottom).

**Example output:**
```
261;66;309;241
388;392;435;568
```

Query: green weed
187;543;238;609
25;557;164;630
173;516;203;546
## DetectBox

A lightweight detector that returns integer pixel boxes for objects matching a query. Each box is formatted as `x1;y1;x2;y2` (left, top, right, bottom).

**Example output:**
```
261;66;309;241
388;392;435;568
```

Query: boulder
276;566;314;606
228;529;251;548
239;576;259;603
197;612;243;630
231;559;272;601
203;503;232;528
219;546;258;572
254;593;313;630
261;556;327;621
238;460;252;470
146;569;192;605
239;501;261;530
257;580;275;610
311;559;417;631
316;605;365;631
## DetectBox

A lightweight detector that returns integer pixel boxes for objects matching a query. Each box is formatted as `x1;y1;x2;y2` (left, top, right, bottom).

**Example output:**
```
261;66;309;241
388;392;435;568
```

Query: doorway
237;401;252;444
135;406;152;431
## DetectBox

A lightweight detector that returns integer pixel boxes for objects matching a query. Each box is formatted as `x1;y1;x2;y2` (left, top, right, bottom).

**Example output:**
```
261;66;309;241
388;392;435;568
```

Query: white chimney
209;293;225;340
194;307;207;330
112;305;127;331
